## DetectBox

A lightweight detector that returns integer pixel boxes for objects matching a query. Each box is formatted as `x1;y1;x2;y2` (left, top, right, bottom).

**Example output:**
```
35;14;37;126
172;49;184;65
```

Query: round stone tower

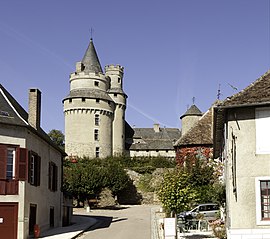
63;38;117;158
105;65;127;155
180;104;203;135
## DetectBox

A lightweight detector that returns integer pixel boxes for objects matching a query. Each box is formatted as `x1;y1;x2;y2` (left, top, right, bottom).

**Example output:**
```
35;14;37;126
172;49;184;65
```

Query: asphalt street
77;205;152;239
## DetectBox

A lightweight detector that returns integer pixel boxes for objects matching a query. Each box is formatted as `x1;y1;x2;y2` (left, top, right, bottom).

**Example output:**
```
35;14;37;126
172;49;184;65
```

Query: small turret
181;104;202;135
105;65;124;89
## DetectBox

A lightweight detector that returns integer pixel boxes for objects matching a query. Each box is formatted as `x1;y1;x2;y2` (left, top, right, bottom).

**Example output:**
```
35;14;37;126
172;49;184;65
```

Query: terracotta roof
175;107;213;146
218;70;270;107
129;127;181;150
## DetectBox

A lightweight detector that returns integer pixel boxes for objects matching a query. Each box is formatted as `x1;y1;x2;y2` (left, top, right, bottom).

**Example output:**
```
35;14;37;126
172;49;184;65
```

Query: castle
63;38;127;158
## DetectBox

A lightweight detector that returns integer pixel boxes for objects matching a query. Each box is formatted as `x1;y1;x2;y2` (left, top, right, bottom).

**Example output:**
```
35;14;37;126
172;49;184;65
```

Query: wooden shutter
54;165;58;191
36;156;41;186
18;148;28;180
0;145;7;179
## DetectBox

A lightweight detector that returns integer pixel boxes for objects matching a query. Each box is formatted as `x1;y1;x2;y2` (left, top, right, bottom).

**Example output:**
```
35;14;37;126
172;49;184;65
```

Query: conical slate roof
82;38;103;73
180;104;202;119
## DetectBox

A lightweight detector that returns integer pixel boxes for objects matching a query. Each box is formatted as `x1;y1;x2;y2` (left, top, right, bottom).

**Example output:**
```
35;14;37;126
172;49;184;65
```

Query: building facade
128;123;180;158
213;70;270;238
0;86;65;239
63;38;127;158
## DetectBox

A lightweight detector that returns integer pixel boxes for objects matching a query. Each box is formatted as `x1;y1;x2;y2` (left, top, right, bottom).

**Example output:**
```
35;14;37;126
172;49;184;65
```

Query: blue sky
0;0;269;133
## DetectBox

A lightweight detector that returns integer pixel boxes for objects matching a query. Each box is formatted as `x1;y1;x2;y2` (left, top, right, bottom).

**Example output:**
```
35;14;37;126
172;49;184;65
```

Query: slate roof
82;38;103;74
180;104;203;119
63;89;113;102
213;70;270;158
129;127;181;150
174;106;213;147
0;84;66;155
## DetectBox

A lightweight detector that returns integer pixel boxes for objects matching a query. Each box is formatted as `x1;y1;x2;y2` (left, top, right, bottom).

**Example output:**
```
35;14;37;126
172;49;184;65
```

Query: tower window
69;99;72;103
114;93;117;97
82;98;86;102
118;78;121;83
94;129;99;141
95;114;100;126
94;81;99;87
96;99;100;103
96;147;100;158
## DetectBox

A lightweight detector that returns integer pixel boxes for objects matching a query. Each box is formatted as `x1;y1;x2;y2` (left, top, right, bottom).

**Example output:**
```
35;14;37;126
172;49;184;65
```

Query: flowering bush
210;219;226;239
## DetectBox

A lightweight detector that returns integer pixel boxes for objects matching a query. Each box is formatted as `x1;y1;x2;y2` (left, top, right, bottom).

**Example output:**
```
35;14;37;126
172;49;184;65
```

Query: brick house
0;85;66;239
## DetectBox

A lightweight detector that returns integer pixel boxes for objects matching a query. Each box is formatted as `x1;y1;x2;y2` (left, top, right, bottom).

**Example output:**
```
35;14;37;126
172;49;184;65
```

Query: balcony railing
0;179;19;195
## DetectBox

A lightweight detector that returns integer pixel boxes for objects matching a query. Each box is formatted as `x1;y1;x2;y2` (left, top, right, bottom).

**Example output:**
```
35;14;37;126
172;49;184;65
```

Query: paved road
78;205;153;239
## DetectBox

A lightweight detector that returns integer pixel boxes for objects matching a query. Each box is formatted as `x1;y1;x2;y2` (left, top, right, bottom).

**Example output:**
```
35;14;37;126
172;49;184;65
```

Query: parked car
178;203;219;220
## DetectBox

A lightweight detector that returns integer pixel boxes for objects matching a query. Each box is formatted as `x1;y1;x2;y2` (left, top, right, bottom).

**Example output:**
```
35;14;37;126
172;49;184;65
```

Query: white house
0;85;65;239
213;70;270;238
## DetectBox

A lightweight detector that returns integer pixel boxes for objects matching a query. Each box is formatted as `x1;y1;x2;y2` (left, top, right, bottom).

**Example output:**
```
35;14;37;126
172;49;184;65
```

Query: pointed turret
82;38;103;73
180;104;203;135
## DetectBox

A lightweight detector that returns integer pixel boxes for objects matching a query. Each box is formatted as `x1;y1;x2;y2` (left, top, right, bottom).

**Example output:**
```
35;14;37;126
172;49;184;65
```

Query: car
178;203;219;220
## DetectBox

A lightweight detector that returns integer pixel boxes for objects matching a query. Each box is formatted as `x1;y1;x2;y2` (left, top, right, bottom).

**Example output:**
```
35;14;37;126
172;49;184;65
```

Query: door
0;203;18;239
29;204;37;235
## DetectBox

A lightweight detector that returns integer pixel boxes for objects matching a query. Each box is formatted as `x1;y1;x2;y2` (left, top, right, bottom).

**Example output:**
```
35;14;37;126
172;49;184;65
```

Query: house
63;38;127;158
0;85;66;239
174;104;213;166
213;70;270;238
127;124;180;158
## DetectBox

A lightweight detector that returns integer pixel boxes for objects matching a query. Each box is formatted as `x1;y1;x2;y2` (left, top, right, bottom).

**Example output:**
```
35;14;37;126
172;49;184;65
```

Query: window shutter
48;162;52;190
18;148;28;180
28;151;31;183
0;145;7;179
54;166;58;191
36;156;41;186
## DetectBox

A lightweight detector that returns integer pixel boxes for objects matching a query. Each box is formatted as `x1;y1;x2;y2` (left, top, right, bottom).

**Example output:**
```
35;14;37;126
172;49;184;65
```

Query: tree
158;169;198;213
157;158;225;214
48;129;65;150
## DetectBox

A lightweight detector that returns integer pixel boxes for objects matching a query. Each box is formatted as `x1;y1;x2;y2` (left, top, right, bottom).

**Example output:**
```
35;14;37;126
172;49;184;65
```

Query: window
6;148;15;180
94;81;99;87
48;162;58;191
0;144;28;181
94;129;99;141
261;181;270;220
114;93;117;98
29;152;41;186
96;147;100;158
256;108;270;154
82;98;86;102
256;177;270;225
118;77;121;83
95;114;100;126
96;99;100;103
69;99;72;103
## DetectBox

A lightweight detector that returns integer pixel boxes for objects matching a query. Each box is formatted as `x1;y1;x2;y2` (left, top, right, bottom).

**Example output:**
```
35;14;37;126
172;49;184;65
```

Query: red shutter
18;148;28;180
0;145;7;179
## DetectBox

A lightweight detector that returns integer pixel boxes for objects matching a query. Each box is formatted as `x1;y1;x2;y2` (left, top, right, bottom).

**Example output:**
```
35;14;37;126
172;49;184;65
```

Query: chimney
153;123;160;133
28;88;41;129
